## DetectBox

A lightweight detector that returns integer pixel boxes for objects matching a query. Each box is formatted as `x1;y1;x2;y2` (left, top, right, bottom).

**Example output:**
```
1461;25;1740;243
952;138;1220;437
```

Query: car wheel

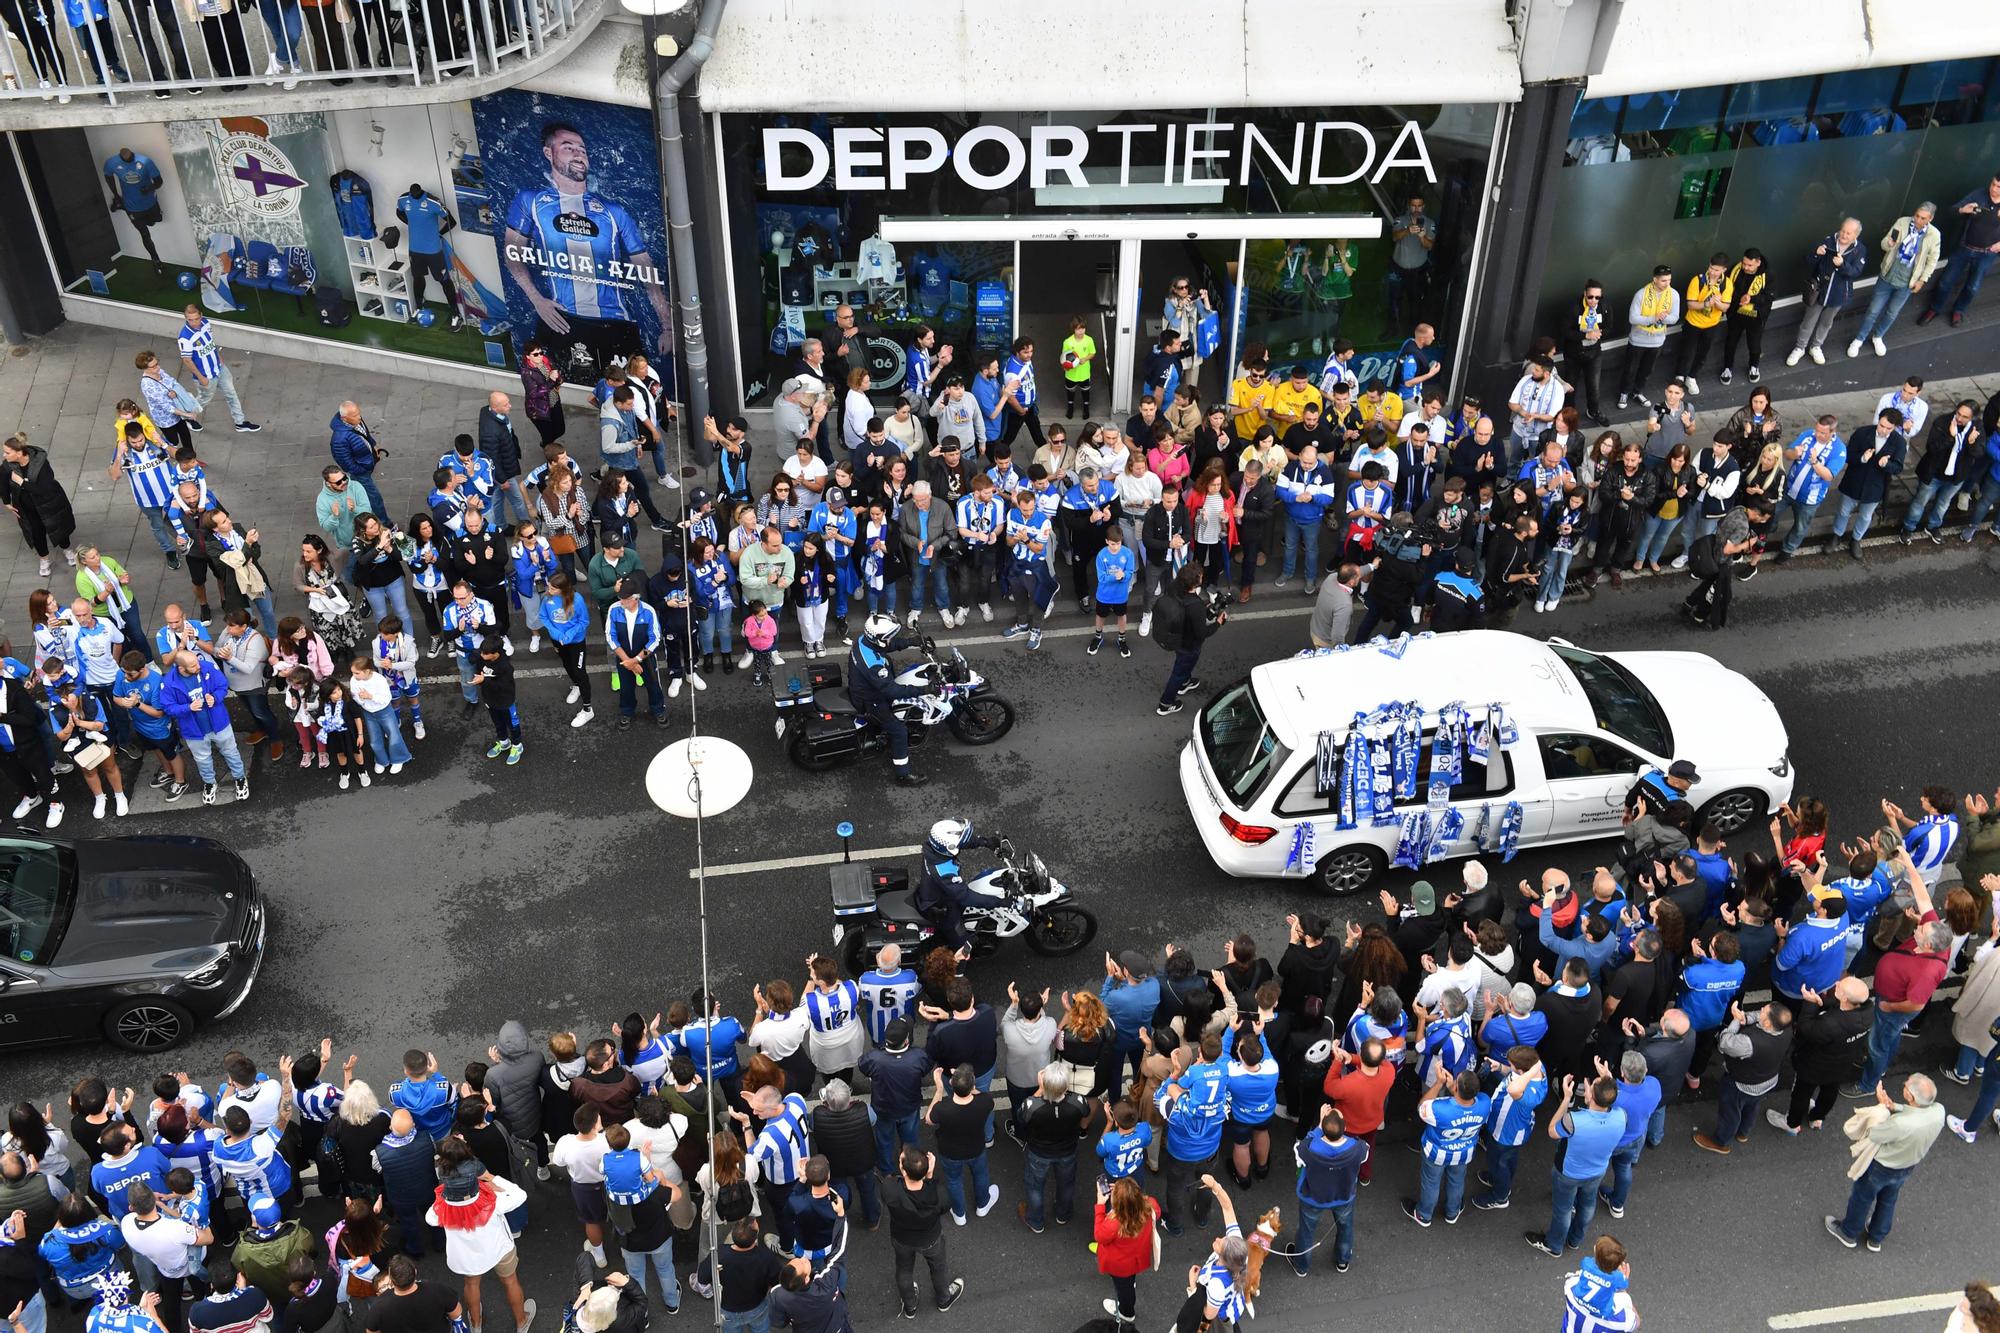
1697;788;1767;837
104;997;194;1052
1316;846;1387;897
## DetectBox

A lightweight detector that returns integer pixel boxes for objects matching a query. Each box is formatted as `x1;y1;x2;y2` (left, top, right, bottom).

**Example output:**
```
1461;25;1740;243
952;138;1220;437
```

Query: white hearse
1180;631;1795;894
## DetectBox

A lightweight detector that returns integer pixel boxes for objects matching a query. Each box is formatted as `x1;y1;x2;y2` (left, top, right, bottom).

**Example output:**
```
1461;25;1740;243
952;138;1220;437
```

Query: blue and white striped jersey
856;968;920;1044
1905;814;1960;881
1418;1091;1490;1166
177;321;222;379
752;1093;812;1186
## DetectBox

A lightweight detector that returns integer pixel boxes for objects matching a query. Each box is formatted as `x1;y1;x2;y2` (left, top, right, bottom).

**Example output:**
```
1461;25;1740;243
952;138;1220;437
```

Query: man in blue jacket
1828;407;1906;559
1677;931;1744;1092
160;649;246;804
1274;443;1337;593
1154;1033;1228;1236
328;402;387;520
1775;416;1846;559
1288;1107;1368;1275
857;1018;932;1175
1099;951;1161;1101
1958;423;2000;541
1773;889;1850;1006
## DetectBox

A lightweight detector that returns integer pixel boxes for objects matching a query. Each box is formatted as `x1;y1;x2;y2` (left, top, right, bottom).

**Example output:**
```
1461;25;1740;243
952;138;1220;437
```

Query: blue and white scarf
1391;706;1423;801
1896;221;1927;266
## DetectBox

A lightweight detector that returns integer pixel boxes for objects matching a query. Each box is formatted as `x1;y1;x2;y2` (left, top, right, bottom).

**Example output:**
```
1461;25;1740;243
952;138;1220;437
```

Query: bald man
329;401;387;518
480;390;529;524
1773;976;1873;1135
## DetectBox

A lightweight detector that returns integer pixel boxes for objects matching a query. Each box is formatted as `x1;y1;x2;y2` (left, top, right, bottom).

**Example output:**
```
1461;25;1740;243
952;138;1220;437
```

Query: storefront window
1541;58;2000;342
24;90;674;381
719;106;1499;408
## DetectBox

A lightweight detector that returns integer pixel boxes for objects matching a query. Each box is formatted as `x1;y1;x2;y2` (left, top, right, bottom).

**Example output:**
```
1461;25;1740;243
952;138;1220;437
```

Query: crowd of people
4;764;1999;1331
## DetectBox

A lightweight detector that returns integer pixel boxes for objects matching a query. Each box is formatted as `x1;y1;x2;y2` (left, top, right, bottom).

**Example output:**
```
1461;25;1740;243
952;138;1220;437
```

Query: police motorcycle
773;626;1016;772
830;824;1097;975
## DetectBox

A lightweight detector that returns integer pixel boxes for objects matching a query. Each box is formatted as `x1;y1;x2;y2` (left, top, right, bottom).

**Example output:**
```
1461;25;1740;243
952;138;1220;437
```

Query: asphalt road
8;533;2000;1332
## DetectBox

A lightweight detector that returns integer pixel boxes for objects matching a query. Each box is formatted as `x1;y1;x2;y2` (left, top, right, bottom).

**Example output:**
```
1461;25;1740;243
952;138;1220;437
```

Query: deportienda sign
760;119;1437;193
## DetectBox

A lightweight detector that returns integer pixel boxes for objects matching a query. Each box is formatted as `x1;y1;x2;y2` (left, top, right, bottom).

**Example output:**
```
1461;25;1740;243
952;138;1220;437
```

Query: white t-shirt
427;1175;526;1278
121;1212;200;1279
1397;411;1449;444
217;1079;283;1134
782;454;830;488
623;1113;690;1185
856;236;898;284
1414;962;1483;1013
747;1009;810;1062
551;1133;609;1184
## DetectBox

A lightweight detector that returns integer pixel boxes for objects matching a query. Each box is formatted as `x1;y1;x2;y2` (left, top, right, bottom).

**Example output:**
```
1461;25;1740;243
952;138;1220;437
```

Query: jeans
10;1292;43;1333
1414;1155;1466;1223
1854;280;1915;343
698;605;734;656
1716;1080;1762;1142
184;728;246;784
1857;1007;1916;1093
939;1151;991;1220
910;561;951;614
621;1243;680;1312
1291;1198;1353;1272
1159;646;1202;709
191;363;246;425
719;1300;770;1333
1966;477;2000;536
1925;247;1999;318
360;705;413;766
874;1109;919;1176
1635;512;1678;565
892;1232;953;1314
363;580;413;629
1901;477;1966;533
1544;1168;1604;1252
1281;516;1322;582
1474;1140;1521;1205
1830;494;1880;541
232;686;280;738
1604;1140;1643;1210
1835;1160;1914;1244
973;1067;996;1143
496;481;532;526
353;474;387;521
1021;1148;1075;1229
830;1171;880;1228
1969;1050;2000;1127
1779;496;1825;553
454;652;479;704
1539;545;1575;607
1678;510;1720;551
255;0;302;62
1646;1104;1666;1149
141;506;177;556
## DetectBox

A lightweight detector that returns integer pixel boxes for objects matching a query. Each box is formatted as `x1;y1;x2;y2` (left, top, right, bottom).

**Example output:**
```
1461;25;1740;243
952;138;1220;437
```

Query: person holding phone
1092;1174;1158;1325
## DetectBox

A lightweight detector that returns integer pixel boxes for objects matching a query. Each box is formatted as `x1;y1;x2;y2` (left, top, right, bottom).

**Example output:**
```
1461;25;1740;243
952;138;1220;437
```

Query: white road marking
1768;1290;1973;1328
692;845;923;880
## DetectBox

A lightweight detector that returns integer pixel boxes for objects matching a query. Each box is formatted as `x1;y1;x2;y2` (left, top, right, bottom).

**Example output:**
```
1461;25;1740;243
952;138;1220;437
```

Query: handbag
73;741;112;770
549;531;578;556
309;582;352;617
170;379;201;415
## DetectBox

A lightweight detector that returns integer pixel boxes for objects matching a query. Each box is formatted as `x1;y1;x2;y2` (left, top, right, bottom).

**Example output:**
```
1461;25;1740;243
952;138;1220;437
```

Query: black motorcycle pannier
798;712;866;762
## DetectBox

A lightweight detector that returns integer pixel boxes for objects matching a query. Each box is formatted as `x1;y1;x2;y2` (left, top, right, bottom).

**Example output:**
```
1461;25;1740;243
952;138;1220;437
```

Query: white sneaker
571;706;594;729
906;610;921;630
588;1243;606;1269
689;673;706;692
10;795;41;819
92;793;107;820
1685;376;1699;396
61;547;76;566
1138;612;1152;638
358;770;372;788
389;763;404;774
1808;346;1825;365
660;473;681;490
529;633;541;653
502;637;514;656
44;802;64;829
1871;337;1887;356
1670;554;1689;570
1785;348;1805;367
565;686;581;705
770;651;784;665
36;557;49;578
669;677;684;698
413;721;426;740
339;772;351;790
738;651;753;669
373;763;385;775
979;602;993;622
1845;339;1863;358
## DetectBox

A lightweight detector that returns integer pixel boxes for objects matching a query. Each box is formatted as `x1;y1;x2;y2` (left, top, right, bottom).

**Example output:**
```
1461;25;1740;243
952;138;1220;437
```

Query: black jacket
1156;588;1217;652
1624;1024;1696;1099
1915;414;1982;484
479;407;523;482
1141;502;1190;566
1235;476;1277;536
448;528;508;592
808;1101;876;1182
1791;1001;1874;1085
0;447;74;528
1276;940;1340;1021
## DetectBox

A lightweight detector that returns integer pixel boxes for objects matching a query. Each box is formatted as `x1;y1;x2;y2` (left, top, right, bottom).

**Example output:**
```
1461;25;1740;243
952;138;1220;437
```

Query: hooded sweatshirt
484;1021;545;1140
998;1005;1059;1087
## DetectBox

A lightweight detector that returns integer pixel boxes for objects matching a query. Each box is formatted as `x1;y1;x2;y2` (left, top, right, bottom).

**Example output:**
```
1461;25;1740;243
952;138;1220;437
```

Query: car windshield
0;840;74;965
1551;643;1673;757
1200;682;1291;807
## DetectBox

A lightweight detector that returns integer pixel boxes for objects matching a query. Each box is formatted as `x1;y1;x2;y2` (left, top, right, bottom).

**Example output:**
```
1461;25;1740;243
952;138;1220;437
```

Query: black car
0;834;265;1052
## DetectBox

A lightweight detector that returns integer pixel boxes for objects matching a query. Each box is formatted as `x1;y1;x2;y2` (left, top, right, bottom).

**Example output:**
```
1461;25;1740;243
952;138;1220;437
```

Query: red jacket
1093;1196;1158;1278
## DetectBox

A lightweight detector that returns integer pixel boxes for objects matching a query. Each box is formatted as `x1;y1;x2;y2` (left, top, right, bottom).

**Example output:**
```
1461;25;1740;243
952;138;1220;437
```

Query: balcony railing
0;0;599;118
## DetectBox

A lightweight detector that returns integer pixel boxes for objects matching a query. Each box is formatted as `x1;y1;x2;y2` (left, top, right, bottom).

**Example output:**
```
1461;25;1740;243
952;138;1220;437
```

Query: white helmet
861;612;900;647
929;818;969;855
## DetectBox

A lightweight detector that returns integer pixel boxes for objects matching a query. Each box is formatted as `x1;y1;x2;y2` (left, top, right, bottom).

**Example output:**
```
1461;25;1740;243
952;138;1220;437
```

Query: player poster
469;89;675;383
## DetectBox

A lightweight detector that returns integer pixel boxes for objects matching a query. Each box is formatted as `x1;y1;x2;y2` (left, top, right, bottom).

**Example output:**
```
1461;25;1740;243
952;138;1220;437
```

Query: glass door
1134;238;1243;419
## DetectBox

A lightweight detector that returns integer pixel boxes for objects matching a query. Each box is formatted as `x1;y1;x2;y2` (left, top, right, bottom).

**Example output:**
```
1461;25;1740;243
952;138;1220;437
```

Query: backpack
1151;591;1185;651
1687;532;1724;579
714;1177;753;1223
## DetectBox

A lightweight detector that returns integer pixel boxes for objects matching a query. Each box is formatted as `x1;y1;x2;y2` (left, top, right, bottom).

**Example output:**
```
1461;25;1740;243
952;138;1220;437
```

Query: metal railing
0;0;582;108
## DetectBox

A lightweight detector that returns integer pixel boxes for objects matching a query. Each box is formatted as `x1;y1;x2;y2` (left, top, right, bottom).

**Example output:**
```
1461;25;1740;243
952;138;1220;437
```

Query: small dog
1242;1205;1284;1311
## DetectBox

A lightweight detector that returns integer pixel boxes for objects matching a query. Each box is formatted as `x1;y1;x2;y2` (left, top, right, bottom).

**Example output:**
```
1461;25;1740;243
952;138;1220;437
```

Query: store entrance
1017;239;1118;428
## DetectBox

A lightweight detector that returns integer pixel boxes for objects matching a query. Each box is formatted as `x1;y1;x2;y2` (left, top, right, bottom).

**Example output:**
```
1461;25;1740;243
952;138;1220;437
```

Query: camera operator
1351;511;1428;642
1151;563;1225;718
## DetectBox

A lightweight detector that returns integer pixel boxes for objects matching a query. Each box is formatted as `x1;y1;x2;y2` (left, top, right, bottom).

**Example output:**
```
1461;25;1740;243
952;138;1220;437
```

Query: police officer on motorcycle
850;612;931;787
915;817;1003;950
